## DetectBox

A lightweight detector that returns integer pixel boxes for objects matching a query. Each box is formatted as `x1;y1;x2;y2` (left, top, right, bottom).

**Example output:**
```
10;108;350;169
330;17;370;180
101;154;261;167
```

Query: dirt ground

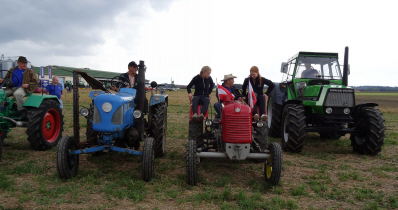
0;90;397;209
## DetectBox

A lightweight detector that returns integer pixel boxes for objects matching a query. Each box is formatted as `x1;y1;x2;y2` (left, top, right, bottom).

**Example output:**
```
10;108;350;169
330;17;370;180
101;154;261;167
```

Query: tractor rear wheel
150;103;167;157
142;137;155;182
281;104;306;152
351;107;385;155
254;123;268;151
186;139;199;185
26;99;63;150
268;99;283;138
264;142;282;185
56;136;79;179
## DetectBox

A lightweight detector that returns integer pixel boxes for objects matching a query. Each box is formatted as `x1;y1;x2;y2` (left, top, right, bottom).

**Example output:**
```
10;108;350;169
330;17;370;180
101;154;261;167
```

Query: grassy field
0;90;397;209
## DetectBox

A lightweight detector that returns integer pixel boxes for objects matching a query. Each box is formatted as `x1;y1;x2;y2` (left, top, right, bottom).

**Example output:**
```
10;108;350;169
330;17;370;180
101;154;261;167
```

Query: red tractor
186;99;282;186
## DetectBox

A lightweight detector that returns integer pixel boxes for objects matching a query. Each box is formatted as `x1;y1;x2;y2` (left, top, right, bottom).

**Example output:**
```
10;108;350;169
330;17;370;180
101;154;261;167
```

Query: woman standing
187;66;215;119
242;66;275;117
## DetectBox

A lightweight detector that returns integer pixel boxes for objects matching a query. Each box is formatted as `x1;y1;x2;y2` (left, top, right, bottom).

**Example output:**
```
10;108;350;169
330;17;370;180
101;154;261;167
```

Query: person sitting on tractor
301;63;320;78
0;56;38;115
111;61;138;91
214;74;243;118
242;66;274;117
46;76;64;108
187;66;215;119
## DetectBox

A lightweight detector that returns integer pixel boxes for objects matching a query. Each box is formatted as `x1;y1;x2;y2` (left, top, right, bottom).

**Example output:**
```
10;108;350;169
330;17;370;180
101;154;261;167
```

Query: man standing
46;76;63;108
0;56;38;113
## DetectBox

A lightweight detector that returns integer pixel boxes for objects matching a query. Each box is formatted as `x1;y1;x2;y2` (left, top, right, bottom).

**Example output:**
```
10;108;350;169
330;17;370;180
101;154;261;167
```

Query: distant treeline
175;84;398;92
353;86;398;92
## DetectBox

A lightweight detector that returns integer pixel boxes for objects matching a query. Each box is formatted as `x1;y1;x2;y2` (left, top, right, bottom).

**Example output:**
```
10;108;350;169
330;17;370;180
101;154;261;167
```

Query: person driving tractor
111;61;138;91
242;66;274;117
214;74;243;118
301;63;320;78
0;56;38;115
187;66;215;119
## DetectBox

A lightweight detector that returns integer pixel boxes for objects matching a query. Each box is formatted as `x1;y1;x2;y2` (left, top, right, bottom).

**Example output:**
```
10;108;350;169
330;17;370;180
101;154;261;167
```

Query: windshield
296;57;342;80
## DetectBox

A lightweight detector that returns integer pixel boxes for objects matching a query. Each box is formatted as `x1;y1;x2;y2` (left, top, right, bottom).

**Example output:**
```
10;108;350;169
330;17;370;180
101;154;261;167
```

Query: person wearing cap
242;66;274;117
214;74;243;117
111;61;138;91
187;66;215;119
0;56;38;112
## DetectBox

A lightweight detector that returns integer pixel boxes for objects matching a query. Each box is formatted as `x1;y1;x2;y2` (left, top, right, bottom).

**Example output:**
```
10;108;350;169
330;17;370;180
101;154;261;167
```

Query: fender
149;94;168;106
354;103;378;112
23;94;60;108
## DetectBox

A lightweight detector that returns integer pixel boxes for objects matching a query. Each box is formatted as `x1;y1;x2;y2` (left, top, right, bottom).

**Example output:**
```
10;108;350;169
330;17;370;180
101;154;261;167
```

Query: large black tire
142;137;155;182
254;123;269;151
150;103;167;157
268;100;283;138
281;104;306;152
264;142;282;185
186;139;198;186
26;99;63;150
189;119;203;141
56;136;79;179
351;107;385;155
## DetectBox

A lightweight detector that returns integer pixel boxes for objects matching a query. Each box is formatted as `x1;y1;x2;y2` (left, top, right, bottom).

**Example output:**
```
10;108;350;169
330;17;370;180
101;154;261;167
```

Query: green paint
23;94;59;108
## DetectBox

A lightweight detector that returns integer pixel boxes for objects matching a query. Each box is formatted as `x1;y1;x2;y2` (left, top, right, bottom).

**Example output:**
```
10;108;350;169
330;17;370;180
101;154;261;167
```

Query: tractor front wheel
142;137;155;182
27;99;63;150
351;107;385;155
150;103;167;157
264;142;282;185
186;139;199;185
281;104;306;152
56;136;79;179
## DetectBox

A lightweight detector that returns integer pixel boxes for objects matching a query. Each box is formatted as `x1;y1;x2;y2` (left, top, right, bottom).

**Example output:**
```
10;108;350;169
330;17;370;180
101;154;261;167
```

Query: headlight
133;110;142;118
102;102;112;112
343;108;350;114
205;119;212;126
253;114;259;121
260;114;267;121
325;107;333;114
257;121;264;127
79;107;89;117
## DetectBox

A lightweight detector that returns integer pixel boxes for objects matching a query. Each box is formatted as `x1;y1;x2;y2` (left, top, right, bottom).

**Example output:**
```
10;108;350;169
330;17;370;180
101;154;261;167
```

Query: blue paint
69;145;142;156
149;94;168;106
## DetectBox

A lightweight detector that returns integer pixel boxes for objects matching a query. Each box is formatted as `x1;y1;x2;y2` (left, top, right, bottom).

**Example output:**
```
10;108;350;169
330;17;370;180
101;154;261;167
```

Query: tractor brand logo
235;108;241;112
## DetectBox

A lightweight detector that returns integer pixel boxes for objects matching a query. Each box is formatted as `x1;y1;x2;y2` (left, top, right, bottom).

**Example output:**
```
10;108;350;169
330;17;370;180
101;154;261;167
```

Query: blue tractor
56;61;168;181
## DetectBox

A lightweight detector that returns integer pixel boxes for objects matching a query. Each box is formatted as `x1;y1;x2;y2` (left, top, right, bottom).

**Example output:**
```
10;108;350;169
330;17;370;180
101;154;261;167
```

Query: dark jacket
242;77;274;96
4;67;38;93
119;72;137;88
187;75;214;96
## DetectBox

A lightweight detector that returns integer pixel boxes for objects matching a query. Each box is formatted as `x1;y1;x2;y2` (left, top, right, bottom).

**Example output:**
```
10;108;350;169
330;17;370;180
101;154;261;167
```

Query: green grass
0;89;397;209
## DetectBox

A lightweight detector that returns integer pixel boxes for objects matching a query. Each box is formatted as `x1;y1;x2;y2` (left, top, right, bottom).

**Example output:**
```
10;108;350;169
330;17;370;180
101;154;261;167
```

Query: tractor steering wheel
110;76;130;89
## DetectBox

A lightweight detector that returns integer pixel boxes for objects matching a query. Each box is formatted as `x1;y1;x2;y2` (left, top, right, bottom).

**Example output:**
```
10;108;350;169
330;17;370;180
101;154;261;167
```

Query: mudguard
149;94;168;106
23;94;60;108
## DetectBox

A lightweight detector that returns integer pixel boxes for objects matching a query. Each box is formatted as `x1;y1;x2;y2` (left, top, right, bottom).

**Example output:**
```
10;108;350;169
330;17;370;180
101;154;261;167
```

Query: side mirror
150;81;158;88
281;62;288;73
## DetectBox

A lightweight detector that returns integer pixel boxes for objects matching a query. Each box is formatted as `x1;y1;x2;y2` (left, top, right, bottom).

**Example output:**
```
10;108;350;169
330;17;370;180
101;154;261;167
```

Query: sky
0;0;397;86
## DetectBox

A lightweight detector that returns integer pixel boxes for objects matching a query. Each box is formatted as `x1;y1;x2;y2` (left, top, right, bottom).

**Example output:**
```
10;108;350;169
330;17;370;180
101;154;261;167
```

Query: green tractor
268;47;385;155
0;83;63;160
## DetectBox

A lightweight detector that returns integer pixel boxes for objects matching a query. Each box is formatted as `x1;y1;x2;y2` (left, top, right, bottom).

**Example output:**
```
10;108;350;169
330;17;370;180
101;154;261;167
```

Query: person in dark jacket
187;66;214;119
112;61;138;91
242;66;275;116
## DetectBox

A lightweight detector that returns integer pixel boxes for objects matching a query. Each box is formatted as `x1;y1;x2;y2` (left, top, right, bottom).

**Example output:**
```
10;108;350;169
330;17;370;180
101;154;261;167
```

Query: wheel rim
265;159;273;179
283;115;289;143
267;103;272;128
41;108;61;143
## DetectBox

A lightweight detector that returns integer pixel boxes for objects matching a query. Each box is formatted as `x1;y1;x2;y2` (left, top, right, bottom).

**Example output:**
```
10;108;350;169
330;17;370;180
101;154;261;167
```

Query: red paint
221;102;252;144
41;108;61;143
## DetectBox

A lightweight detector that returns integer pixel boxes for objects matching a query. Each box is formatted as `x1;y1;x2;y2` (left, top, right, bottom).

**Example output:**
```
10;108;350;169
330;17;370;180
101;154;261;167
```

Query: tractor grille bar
324;88;355;107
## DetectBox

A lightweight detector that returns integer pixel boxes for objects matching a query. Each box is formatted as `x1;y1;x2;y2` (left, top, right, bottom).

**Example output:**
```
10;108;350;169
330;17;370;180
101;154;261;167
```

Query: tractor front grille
93;105;101;124
111;105;124;125
222;114;252;144
324;88;355;107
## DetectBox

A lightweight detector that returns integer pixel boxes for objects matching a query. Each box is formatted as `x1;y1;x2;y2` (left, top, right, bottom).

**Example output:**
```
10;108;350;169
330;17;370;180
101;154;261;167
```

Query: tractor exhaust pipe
342;46;349;86
136;61;146;140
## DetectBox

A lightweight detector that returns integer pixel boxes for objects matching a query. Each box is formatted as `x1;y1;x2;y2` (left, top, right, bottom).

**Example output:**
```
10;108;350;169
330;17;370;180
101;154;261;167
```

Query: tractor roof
288;51;339;62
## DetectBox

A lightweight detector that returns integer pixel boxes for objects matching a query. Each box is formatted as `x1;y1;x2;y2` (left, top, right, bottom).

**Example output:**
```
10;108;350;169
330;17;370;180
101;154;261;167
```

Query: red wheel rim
41;108;61;143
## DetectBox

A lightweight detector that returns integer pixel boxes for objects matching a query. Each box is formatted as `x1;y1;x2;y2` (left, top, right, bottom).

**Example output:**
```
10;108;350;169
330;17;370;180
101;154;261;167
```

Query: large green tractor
0;84;63;160
268;47;384;155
